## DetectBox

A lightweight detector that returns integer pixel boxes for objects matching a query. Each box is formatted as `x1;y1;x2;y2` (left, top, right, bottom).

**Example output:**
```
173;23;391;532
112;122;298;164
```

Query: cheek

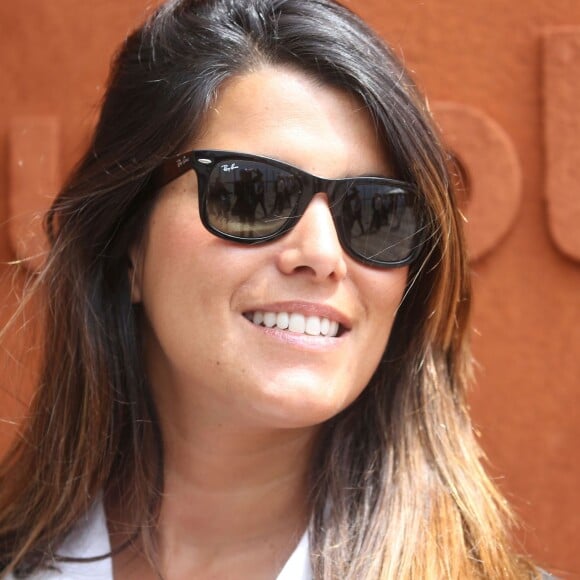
142;173;208;265
135;195;210;331
344;266;408;391
142;182;214;278
138;191;261;331
357;267;408;365
361;266;408;323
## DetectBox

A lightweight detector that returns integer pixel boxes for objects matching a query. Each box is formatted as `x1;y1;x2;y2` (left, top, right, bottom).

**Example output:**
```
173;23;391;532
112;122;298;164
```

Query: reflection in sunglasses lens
340;184;419;263
207;161;301;237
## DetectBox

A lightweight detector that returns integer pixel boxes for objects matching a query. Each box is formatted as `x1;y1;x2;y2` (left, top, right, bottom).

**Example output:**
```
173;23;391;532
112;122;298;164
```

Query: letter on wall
432;102;522;262
543;29;580;262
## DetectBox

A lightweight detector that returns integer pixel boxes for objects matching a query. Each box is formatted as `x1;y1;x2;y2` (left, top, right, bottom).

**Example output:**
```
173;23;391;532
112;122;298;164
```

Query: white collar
18;500;312;579
276;529;312;580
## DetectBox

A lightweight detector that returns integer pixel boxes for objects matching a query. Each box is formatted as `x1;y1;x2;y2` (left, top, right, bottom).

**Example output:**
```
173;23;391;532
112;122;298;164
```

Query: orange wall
1;1;578;577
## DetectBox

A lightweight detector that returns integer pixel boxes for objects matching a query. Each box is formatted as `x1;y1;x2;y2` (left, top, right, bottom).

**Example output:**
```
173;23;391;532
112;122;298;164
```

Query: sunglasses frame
151;149;425;268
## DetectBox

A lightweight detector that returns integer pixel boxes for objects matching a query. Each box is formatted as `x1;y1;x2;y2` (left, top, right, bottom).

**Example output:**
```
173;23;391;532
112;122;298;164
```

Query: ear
128;244;143;304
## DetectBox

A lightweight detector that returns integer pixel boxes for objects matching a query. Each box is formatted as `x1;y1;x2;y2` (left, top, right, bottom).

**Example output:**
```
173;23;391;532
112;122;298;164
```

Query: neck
109;416;318;578
159;419;316;547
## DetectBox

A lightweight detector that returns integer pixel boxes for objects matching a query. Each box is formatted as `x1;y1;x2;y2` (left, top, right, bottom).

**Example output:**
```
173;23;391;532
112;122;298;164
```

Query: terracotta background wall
1;0;578;577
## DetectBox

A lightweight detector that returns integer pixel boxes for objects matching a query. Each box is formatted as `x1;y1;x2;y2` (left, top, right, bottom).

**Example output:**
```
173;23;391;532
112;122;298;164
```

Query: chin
250;380;362;430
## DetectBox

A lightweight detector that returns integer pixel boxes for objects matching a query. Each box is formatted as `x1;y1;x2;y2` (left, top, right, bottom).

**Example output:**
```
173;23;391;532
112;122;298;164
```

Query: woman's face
132;67;408;431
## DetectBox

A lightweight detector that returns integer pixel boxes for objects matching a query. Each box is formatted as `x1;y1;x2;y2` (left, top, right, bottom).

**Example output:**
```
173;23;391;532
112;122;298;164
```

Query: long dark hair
1;0;537;577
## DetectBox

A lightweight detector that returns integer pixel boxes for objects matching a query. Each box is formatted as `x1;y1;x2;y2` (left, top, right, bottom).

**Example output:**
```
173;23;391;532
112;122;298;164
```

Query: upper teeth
248;311;340;337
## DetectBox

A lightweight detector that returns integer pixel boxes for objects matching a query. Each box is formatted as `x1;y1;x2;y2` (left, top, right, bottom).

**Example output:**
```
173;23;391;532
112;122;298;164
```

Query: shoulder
4;500;113;579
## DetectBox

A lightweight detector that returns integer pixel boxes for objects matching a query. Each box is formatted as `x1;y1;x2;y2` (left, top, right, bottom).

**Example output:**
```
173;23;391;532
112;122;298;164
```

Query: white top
9;501;312;579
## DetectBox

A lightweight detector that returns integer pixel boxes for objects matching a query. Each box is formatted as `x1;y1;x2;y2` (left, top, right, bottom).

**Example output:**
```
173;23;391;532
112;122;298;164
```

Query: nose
276;193;348;281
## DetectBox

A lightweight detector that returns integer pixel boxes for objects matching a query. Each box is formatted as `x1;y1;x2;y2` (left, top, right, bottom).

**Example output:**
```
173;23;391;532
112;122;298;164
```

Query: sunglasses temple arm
150;153;196;189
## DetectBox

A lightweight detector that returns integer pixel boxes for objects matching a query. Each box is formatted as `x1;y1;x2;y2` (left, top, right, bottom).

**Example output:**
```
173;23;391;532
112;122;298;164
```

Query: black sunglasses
151;150;426;267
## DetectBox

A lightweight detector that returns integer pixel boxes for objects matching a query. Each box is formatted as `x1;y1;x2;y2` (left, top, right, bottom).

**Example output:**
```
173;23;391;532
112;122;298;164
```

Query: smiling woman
0;0;543;579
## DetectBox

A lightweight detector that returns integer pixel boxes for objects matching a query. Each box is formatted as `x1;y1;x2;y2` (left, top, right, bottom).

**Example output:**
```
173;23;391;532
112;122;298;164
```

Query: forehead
191;66;393;178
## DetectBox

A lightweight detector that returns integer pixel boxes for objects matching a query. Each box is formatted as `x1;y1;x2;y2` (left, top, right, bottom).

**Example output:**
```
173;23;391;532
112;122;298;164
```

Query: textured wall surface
0;1;578;577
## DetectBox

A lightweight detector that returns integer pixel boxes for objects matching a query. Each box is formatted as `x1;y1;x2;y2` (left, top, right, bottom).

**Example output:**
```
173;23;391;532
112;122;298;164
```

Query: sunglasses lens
339;183;422;264
206;159;301;238
204;156;423;265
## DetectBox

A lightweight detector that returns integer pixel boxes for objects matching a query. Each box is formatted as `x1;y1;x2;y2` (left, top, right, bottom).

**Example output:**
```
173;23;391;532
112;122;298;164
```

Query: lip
241;301;353;330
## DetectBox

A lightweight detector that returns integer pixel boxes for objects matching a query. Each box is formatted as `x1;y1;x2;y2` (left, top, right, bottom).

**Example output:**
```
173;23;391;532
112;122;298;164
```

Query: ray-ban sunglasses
151;150;427;267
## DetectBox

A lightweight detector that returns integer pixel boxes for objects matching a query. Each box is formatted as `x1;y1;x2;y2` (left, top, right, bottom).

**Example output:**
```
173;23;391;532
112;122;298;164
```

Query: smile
244;311;342;337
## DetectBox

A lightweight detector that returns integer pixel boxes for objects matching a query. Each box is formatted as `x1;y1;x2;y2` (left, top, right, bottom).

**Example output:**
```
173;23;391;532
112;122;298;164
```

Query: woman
0;0;543;578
